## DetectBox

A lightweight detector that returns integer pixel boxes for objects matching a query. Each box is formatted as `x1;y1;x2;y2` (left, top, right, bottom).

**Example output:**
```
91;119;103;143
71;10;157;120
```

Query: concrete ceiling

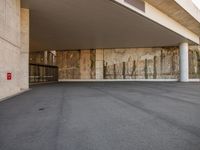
21;0;190;51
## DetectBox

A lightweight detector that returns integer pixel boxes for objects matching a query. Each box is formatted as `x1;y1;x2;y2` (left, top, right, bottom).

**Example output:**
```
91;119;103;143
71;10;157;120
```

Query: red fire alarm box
7;72;12;80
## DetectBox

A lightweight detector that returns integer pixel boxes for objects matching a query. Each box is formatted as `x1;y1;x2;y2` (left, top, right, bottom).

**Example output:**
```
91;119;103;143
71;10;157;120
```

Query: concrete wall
30;52;45;64
20;8;29;90
189;46;200;79
30;51;56;66
80;50;96;79
103;48;179;79
56;47;200;80
0;0;21;100
0;0;29;100
57;50;96;80
96;49;104;79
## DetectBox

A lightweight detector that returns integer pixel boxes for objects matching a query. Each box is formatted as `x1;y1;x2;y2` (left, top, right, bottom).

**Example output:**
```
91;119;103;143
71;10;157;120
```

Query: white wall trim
59;79;200;82
59;79;179;82
189;79;200;82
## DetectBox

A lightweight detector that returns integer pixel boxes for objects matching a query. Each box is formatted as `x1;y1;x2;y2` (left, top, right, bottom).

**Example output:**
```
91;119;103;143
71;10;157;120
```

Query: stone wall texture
189;46;200;79
29;51;56;66
103;48;179;79
57;50;96;80
56;46;200;80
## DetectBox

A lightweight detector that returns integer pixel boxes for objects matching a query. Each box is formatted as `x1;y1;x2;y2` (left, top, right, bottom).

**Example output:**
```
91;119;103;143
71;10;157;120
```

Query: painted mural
189;46;200;79
103;47;179;79
53;46;200;80
57;50;96;80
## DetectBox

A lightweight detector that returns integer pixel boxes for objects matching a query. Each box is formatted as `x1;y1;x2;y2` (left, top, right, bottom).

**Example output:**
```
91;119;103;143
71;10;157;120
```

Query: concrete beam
113;0;200;45
145;0;200;36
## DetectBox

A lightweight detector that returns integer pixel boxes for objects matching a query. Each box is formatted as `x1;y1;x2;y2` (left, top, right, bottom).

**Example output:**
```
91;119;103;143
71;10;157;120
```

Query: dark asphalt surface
0;82;200;150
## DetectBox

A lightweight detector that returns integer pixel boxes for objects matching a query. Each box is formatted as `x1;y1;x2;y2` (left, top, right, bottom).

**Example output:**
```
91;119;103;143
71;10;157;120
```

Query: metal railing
29;63;58;84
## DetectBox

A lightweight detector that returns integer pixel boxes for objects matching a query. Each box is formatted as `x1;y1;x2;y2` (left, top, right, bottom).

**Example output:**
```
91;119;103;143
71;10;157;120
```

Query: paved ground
0;82;200;150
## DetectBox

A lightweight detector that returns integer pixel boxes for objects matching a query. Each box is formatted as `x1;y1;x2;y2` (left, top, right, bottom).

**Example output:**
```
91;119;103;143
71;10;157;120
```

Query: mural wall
30;51;56;66
103;47;179;79
57;50;96;80
54;46;200;80
189;46;200;79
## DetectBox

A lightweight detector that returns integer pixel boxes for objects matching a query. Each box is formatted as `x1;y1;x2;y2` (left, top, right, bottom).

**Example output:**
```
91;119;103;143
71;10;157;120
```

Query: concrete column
52;51;56;65
44;51;48;65
0;0;21;100
80;50;91;79
96;49;104;79
179;42;189;82
20;8;30;90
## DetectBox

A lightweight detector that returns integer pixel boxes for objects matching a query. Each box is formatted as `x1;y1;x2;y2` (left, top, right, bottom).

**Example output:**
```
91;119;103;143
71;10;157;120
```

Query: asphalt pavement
0;82;200;150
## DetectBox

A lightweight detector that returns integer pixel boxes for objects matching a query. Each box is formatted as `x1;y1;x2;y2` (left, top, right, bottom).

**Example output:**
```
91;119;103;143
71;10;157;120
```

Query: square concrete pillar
96;49;104;79
20;8;29;90
0;0;22;100
80;50;91;79
44;51;48;65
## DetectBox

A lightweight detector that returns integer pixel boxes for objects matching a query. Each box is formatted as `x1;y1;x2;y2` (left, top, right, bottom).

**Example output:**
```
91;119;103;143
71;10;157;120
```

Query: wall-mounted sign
7;72;12;80
124;0;145;12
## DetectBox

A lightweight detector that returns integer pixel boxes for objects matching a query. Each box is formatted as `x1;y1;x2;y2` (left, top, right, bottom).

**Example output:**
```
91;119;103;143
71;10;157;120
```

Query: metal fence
29;63;58;84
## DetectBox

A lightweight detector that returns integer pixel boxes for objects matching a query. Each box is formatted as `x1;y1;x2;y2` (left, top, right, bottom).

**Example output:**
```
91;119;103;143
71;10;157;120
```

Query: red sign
7;73;12;80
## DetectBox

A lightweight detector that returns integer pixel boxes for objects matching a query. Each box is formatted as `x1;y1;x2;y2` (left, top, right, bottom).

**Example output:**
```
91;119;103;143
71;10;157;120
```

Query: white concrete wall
0;38;21;100
20;8;29;90
0;0;29;100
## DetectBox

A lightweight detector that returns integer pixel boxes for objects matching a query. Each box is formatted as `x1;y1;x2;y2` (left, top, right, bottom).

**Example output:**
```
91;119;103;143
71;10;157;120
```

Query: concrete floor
0;82;200;150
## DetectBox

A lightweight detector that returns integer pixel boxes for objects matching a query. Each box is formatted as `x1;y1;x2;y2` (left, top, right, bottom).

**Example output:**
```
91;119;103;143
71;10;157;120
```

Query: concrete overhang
21;0;200;52
145;0;200;36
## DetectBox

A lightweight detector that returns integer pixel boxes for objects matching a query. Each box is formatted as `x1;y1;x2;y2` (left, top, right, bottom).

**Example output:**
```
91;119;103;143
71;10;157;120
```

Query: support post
179;42;189;82
20;8;30;89
96;49;104;79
